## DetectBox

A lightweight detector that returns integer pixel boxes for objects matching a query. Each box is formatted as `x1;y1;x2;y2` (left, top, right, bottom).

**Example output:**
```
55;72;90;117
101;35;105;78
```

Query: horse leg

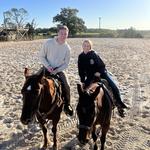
92;125;99;150
100;124;109;150
52;119;59;150
40;124;51;149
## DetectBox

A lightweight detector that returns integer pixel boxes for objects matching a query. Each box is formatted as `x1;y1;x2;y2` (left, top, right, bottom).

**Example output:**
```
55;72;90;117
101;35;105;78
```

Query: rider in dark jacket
78;39;127;117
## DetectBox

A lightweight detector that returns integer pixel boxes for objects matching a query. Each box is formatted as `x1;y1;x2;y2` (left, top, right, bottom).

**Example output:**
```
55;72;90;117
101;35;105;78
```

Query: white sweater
39;37;71;73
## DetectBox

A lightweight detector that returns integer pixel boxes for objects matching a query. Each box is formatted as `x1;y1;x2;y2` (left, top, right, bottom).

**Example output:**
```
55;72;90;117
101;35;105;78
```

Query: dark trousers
101;71;123;105
57;72;70;105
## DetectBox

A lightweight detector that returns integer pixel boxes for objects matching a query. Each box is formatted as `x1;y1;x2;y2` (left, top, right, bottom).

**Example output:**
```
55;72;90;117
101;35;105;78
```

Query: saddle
86;82;104;108
89;76;115;109
37;66;61;87
100;79;115;109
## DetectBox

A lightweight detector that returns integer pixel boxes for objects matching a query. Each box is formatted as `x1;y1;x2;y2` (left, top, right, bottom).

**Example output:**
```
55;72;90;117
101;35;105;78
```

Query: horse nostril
80;139;89;145
85;139;89;143
20;118;31;125
21;119;27;125
80;140;86;145
77;136;87;145
26;118;32;124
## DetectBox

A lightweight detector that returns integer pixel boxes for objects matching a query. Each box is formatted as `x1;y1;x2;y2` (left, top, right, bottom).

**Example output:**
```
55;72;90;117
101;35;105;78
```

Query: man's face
58;29;69;42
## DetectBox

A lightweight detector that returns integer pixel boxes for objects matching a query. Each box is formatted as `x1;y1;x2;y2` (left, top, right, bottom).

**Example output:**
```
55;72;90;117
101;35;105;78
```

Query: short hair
57;25;69;32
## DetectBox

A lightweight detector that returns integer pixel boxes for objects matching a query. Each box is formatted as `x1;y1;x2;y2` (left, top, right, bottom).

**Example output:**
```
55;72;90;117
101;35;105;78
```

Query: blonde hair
83;39;93;49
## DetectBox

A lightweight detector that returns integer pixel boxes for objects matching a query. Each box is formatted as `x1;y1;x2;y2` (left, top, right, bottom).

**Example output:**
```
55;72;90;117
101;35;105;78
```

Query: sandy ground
0;38;150;150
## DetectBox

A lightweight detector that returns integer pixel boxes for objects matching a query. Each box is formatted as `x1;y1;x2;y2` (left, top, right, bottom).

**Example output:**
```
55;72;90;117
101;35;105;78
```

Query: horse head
20;68;43;125
76;83;101;145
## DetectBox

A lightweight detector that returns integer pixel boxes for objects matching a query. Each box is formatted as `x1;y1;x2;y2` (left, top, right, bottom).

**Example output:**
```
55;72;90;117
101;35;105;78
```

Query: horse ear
77;84;83;95
24;68;30;78
92;86;100;100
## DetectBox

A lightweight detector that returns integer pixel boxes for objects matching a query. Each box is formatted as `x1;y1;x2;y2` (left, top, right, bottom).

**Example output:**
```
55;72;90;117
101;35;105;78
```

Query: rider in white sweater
39;36;70;73
39;25;73;116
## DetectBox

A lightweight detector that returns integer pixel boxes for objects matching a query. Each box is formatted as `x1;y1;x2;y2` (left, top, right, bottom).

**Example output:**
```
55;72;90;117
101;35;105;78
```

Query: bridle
77;124;91;131
77;102;97;131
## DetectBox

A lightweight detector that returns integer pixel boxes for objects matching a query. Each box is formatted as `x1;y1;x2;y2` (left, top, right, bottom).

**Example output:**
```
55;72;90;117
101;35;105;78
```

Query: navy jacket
78;50;106;86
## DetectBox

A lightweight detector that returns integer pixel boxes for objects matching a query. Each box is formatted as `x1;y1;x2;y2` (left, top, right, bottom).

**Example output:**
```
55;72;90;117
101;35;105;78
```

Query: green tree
53;7;86;36
3;8;28;28
25;19;37;40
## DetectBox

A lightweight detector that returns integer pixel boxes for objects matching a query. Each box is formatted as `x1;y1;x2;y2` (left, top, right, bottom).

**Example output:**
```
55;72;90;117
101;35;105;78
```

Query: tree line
1;7;144;39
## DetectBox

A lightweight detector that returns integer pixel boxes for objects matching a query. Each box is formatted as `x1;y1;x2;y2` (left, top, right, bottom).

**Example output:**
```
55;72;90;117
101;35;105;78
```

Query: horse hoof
52;146;58;150
48;140;52;146
40;147;47;150
94;144;98;150
40;144;47;150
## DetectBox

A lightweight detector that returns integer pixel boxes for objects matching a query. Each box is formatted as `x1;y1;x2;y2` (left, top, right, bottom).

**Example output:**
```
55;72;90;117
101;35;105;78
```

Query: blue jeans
101;71;123;105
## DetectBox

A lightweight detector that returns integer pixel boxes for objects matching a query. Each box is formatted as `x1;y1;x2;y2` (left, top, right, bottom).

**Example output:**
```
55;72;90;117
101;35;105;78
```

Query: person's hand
47;66;53;73
94;72;101;77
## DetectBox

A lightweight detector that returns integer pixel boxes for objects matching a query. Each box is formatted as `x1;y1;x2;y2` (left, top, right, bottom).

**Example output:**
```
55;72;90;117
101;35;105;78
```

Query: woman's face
82;41;91;53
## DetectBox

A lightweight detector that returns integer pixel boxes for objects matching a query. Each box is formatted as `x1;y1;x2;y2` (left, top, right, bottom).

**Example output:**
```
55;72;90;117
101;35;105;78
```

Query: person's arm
39;41;51;68
94;52;106;73
78;55;85;83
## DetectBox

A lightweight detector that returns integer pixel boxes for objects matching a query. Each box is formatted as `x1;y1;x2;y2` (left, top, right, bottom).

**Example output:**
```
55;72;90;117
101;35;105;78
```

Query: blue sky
0;0;150;30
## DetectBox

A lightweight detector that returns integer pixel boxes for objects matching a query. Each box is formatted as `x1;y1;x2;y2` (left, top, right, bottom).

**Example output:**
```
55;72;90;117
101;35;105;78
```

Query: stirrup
117;107;125;118
116;102;127;109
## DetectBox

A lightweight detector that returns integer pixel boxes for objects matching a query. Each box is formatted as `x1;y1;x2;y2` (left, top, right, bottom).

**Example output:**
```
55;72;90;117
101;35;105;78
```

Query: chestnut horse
20;68;63;150
76;82;113;150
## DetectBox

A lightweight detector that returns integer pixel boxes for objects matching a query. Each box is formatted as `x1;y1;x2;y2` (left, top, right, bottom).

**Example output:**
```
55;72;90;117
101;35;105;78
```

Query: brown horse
20;68;63;150
76;82;113;150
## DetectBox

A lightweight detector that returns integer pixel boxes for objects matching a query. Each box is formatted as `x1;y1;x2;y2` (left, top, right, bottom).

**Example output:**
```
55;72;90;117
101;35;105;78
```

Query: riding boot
64;104;73;116
114;93;127;117
116;97;127;109
111;89;127;117
57;72;73;116
101;71;127;117
117;106;126;117
62;86;73;116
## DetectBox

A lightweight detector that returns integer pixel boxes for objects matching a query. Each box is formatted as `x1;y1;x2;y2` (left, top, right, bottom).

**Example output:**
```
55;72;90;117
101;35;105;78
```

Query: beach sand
0;38;150;150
